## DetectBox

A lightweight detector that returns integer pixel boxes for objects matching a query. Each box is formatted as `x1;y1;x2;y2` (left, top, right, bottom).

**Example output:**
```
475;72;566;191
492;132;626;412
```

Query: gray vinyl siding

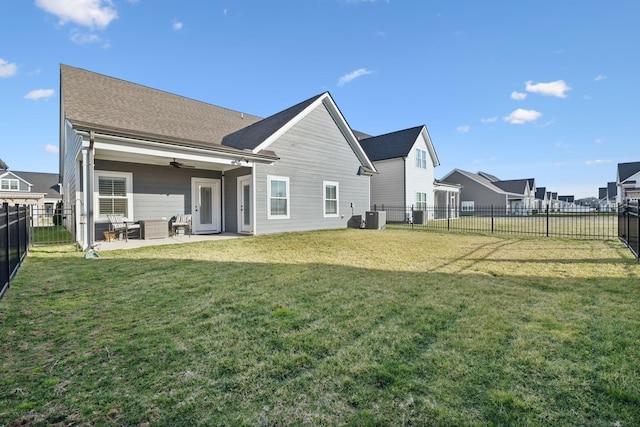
93;159;222;236
369;158;405;207
254;104;370;235
223;166;252;233
449;171;507;208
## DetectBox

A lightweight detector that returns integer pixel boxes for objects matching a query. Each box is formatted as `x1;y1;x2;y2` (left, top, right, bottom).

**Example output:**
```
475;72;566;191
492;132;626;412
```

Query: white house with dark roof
617;161;640;204
60;65;376;250
0;170;60;209
358;126;459;222
440;169;535;213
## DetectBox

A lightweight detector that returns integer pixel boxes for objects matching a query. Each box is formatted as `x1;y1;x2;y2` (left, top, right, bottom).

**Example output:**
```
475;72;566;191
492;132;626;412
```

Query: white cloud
223;8;228;16
172;21;183;30
585;159;612;165
594;74;607;81
594;138;602;144
44;144;59;153
457;125;470;133
503;108;542;124
0;59;18;77
525;80;571;98
338;68;373;86
24;89;55;100
35;0;118;30
511;91;527;100
481;116;497;124
70;29;102;44
554;162;564;167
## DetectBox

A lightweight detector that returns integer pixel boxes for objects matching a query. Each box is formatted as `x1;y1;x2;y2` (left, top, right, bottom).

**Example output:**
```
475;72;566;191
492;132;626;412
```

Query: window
95;171;133;219
323;181;339;217
416;192;427;210
415;148;427;169
1;178;19;191
267;176;290;219
461;201;475;212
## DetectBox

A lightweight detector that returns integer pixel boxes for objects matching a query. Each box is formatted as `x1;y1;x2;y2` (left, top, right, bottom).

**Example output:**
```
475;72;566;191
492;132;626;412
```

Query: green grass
1;229;639;426
31;225;74;245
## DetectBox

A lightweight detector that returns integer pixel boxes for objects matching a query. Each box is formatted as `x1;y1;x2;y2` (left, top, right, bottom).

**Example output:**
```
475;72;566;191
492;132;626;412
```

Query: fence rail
371;204;619;240
618;201;640;260
29;205;75;246
1;204;29;301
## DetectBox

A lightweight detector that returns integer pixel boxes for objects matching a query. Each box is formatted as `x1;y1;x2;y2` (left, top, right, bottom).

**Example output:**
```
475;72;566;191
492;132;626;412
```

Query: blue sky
1;0;638;199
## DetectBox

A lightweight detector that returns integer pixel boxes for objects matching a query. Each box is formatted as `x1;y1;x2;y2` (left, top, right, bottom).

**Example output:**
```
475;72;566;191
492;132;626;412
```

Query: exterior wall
405;133;436;207
253;104;370;235
446;171;507;209
369;158;405;207
223;166;252;233
93;159;222;237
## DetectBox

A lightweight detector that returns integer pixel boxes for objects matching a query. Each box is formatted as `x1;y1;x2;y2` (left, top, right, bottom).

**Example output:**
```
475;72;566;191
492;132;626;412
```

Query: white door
191;178;221;234
237;175;252;233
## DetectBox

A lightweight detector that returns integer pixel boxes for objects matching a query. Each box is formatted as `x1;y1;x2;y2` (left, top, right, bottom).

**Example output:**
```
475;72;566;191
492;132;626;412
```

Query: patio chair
172;214;192;237
107;214;140;241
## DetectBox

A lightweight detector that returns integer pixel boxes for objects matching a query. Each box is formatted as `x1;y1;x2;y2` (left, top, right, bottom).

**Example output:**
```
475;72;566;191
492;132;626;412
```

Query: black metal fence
371;204;619;240
29;205;75;246
618;201;639;260
1;204;29;301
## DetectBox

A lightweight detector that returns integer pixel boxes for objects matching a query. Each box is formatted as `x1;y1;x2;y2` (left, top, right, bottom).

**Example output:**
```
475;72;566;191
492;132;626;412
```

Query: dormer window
1;178;19;191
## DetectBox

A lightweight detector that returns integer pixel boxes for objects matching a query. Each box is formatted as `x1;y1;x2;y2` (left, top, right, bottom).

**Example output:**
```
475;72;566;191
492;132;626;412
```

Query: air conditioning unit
365;211;386;230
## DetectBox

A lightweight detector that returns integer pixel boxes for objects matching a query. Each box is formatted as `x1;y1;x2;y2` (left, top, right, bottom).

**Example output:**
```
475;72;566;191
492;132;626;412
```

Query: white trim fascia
420;126;440;167
78;131;276;165
252;95;327;154
0;171;33;188
251;93;378;173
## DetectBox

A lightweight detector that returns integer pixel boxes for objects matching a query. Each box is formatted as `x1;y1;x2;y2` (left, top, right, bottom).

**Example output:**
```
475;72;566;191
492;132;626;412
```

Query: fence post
546;204;549;237
2;203;9;298
636;205;640;261
491;205;494;234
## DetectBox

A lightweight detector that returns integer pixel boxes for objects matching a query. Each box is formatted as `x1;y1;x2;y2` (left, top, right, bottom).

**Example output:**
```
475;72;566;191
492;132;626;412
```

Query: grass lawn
1;229;639;426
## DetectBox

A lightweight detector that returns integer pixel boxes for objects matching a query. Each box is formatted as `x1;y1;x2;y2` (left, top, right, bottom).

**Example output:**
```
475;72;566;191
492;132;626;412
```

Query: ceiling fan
170;158;195;169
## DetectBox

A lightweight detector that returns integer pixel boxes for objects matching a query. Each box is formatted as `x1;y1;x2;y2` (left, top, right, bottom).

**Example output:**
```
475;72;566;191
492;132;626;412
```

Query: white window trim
415;148;427;169
461;201;474;212
267;175;290;219
94;170;134;220
416;192;427;210
1;178;19;191
323;181;339;218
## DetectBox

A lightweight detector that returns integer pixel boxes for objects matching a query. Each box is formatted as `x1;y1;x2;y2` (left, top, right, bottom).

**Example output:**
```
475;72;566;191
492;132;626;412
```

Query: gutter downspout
87;131;96;250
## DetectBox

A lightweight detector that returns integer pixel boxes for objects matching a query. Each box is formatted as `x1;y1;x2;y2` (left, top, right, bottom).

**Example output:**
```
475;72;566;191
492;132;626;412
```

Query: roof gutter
74;130;279;163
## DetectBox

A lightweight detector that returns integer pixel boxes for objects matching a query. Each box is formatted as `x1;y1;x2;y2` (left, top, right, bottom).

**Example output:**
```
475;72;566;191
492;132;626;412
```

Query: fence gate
29;205;76;246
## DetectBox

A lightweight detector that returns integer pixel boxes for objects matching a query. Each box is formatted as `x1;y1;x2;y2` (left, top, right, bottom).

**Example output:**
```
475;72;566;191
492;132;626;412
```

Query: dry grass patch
1;229;639;426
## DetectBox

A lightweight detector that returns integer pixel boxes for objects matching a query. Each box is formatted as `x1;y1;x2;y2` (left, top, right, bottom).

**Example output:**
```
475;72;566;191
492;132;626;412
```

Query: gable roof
607;182;617;198
61;64;264;152
13;171;60;198
0;171;60;198
359;125;440;166
225;92;376;173
440;168;521;196
478;171;500;182
618;161;640;183
535;187;547;200
222;94;325;150
493;179;531;195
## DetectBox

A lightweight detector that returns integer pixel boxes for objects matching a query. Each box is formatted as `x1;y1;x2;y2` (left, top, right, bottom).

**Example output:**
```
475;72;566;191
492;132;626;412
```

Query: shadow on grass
2;250;640;426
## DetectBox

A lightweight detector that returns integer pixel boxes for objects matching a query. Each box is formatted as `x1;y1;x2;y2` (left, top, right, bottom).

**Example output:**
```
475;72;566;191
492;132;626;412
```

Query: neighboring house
617;161;640;204
598;182;617;211
0;170;61;218
357;126;460;222
440;169;532;214
60;65;376;250
535;187;548;211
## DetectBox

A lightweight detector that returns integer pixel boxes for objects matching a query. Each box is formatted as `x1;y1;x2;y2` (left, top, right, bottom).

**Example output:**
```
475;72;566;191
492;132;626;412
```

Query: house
440;169;533;214
535;187;548;211
598;182;617;211
0;169;61;217
60;65;376;250
357;126;460;222
617;161;640;204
